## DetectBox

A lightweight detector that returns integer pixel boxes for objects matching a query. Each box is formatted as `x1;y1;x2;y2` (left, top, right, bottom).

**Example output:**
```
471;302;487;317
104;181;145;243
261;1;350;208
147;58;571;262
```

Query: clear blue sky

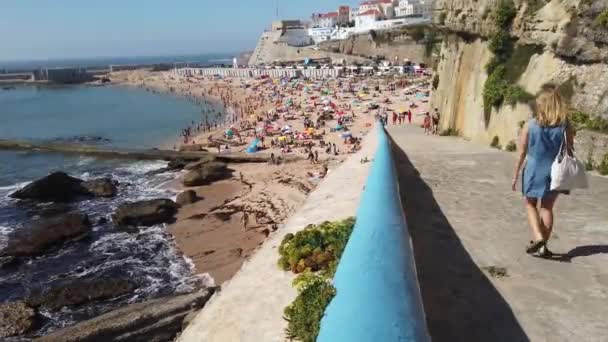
0;0;360;61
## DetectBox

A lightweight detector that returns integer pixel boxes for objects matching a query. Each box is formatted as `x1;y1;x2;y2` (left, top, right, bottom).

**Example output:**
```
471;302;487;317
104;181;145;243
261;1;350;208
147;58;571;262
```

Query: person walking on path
511;89;575;258
432;108;440;135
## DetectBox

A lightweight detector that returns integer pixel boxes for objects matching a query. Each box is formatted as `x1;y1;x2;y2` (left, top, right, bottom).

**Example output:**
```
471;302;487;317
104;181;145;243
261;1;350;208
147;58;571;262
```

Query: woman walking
511;89;575;258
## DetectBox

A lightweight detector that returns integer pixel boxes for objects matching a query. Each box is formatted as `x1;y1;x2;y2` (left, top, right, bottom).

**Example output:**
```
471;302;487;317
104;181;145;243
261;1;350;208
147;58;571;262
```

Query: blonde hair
535;89;568;126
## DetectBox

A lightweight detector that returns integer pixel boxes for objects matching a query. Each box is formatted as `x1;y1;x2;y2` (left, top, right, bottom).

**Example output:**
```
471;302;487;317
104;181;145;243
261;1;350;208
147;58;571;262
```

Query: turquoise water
0;85;211;338
0;85;206;187
0;85;202;148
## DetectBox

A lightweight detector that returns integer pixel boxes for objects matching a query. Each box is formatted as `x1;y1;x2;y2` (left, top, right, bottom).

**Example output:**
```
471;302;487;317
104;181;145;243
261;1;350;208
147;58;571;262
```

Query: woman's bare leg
540;193;559;241
525;197;545;242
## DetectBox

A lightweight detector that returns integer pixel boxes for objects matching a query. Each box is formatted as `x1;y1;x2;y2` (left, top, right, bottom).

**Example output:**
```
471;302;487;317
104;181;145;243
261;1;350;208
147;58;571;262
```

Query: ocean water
0;85;214;338
0;53;235;72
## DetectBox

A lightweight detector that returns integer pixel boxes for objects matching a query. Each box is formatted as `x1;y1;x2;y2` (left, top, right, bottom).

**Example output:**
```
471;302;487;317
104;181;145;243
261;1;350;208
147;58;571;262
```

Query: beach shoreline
109;68;431;287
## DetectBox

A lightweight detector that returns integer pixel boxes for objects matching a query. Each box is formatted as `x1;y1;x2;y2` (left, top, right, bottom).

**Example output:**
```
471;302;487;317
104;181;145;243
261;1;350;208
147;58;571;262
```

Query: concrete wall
318;125;429;342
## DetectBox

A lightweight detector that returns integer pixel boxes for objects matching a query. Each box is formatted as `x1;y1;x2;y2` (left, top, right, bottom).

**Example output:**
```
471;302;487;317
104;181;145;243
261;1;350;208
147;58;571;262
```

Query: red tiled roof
320;12;339;18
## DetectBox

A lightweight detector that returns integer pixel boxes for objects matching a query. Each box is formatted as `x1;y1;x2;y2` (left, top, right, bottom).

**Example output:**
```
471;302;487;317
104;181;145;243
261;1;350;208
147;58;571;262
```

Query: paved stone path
387;125;608;342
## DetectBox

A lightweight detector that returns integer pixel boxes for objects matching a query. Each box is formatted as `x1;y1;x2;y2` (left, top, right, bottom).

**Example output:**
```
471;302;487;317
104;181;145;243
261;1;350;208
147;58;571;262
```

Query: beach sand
111;69;431;285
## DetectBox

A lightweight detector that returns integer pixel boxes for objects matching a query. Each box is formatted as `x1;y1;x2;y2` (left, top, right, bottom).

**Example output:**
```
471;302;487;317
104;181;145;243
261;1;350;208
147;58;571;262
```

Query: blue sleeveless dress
522;119;566;199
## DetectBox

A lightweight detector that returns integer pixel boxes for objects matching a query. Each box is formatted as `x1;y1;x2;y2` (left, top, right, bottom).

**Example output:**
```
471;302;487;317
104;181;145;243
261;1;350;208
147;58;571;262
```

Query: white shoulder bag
550;130;588;191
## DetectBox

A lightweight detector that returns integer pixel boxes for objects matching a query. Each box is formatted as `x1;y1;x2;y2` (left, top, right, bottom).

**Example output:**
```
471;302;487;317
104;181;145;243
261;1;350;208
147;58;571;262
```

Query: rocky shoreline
0;151;321;340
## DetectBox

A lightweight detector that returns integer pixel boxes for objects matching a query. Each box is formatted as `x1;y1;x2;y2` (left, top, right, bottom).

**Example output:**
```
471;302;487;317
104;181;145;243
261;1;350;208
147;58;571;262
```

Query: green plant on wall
599;153;608;175
494;0;517;29
284;274;336;342
483;65;508;113
490;136;501;149
596;9;608;27
279;218;356;342
570;111;608;133
482;0;536;120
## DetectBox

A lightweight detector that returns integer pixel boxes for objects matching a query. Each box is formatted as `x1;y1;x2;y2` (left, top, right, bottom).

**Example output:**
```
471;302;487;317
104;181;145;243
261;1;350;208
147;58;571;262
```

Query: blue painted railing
318;125;429;342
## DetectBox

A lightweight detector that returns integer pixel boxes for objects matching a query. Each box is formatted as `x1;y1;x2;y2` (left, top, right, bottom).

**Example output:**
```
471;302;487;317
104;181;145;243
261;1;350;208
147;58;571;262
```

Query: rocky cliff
431;0;608;166
318;27;431;64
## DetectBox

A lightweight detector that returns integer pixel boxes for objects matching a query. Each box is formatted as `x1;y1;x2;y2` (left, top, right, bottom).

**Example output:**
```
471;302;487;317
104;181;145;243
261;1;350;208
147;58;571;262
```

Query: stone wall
431;0;608;160
318;29;429;64
248;31;369;66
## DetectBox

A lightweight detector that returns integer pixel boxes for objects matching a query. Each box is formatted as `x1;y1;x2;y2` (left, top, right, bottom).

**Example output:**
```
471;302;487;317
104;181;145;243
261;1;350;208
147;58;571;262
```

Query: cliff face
247;31;369;66
318;28;429;64
432;0;608;163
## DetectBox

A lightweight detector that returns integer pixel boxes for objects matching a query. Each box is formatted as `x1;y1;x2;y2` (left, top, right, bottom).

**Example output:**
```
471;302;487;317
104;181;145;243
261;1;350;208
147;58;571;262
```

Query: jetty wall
175;67;342;79
318;125;429;342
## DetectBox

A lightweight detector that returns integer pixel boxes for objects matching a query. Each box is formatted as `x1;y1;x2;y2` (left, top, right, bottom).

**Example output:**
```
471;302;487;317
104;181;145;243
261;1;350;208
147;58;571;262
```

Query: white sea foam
0;225;13;250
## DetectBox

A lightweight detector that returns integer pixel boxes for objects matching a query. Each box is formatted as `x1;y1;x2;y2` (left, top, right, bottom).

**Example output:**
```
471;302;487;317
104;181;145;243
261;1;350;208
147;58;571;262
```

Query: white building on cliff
395;0;433;18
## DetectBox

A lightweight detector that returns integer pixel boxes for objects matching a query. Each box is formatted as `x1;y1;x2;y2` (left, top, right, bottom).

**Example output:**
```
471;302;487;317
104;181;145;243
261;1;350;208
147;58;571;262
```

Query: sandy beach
110;68;432;285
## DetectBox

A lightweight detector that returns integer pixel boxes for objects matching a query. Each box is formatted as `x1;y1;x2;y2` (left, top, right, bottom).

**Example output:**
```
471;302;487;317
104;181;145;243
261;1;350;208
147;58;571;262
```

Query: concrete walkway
178;128;379;342
387;125;608;342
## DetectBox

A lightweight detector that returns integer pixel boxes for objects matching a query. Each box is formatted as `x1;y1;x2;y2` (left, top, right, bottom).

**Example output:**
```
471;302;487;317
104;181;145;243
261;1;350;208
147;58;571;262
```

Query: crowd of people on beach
142;69;432;163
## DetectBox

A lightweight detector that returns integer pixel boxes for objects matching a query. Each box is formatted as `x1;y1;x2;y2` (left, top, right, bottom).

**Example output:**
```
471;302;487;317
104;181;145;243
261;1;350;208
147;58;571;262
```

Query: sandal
537;245;554;259
526;240;545;254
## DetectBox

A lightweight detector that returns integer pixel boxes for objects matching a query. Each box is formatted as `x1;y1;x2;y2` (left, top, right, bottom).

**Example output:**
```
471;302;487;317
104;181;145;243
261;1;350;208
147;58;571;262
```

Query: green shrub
489;31;513;57
440;128;459;136
505;85;534;106
280;218;356;342
518;120;527;129
483;65;508;114
505;140;517;151
490;136;501;149
585;154;594;171
432;75;440;89
596;9;608;27
485;55;503;74
570;111;608;133
278;217;355;275
438;12;447;25
570;110;590;128
599;153;608;175
494;0;517;29
284;275;336;342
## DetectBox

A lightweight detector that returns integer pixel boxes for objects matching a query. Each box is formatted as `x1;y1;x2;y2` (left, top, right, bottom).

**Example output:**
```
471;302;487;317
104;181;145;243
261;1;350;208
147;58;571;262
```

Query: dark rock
37;203;73;217
176;190;198;206
36;289;216;342
261;228;270;237
167;159;188;171
0;256;17;269
179;144;205;152
1;213;91;257
27;278;136;310
97;217;108;225
0;301;36;338
82;178;118;197
229;248;243;258
10;172;89;202
112;199;178;227
184;155;217;171
182;162;231;187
